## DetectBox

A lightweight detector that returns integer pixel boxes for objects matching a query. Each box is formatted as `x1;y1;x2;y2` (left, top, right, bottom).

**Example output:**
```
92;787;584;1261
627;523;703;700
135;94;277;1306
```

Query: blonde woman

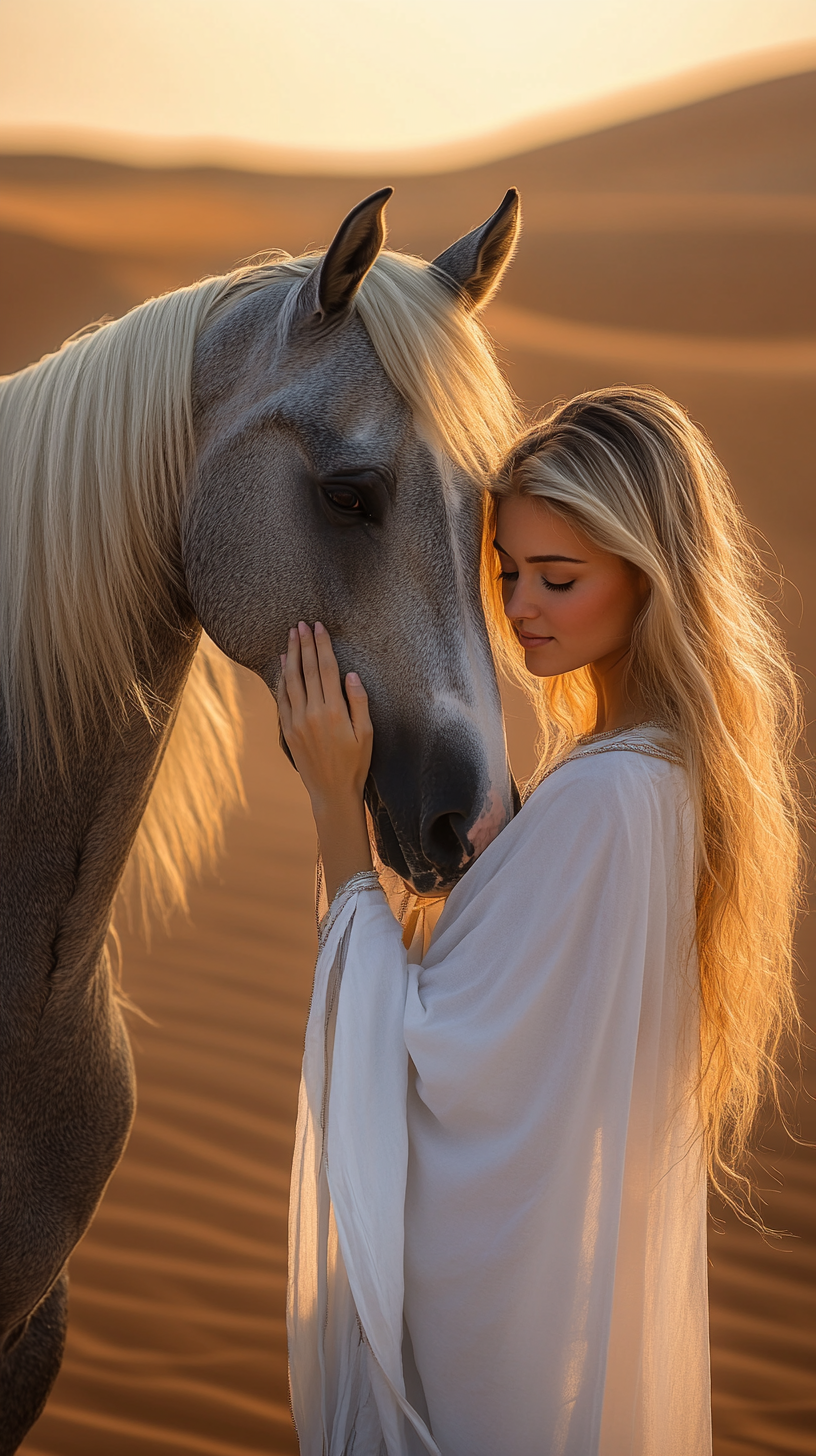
279;386;801;1456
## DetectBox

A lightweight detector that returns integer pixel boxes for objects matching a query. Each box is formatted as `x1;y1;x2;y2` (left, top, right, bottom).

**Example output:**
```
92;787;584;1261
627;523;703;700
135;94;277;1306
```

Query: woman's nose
504;583;537;622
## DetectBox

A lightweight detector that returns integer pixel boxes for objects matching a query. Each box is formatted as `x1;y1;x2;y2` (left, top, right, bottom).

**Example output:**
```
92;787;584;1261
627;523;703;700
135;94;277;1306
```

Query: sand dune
487;302;816;375
6;68;815;1456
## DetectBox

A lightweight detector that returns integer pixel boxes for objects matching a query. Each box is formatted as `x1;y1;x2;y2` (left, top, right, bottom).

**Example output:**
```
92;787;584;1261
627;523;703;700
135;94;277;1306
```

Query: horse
0;184;521;1450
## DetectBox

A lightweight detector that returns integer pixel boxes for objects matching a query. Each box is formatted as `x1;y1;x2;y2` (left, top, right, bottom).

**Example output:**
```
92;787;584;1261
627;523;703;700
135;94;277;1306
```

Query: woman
279;387;801;1456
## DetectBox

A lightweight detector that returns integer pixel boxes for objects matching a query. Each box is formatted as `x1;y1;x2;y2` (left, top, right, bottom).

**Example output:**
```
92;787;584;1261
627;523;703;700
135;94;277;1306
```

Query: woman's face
494;494;650;679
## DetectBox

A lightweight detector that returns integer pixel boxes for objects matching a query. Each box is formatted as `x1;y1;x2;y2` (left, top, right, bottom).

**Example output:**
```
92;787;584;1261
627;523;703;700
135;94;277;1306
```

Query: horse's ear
432;188;520;312
314;187;393;318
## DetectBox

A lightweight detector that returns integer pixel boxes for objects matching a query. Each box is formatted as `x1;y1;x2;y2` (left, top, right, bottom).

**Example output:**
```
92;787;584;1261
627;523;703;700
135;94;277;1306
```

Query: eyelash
498;571;576;593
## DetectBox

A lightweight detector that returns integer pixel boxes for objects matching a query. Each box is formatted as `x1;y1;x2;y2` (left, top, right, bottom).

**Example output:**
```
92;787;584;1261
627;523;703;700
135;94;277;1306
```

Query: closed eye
498;571;575;592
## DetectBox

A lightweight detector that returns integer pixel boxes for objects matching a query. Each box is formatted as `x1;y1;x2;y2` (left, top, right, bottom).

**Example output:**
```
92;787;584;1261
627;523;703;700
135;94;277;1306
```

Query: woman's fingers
282;620;368;749
297;621;324;704
314;622;344;706
277;622;373;808
283;626;307;715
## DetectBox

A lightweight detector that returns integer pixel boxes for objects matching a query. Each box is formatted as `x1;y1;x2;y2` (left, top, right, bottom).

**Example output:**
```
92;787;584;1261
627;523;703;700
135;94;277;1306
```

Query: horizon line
1;38;814;178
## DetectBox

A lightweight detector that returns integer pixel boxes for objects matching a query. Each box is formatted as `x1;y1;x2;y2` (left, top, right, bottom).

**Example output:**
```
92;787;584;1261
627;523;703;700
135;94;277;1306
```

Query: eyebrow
493;539;586;565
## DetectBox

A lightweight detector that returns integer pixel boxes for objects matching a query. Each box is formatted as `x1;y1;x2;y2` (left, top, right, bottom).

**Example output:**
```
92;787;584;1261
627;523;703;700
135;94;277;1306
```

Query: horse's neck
1;626;197;997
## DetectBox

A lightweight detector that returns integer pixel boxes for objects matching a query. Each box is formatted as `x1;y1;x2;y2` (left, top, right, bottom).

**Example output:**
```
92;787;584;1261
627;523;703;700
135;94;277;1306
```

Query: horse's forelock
213;249;521;484
353;252;520;483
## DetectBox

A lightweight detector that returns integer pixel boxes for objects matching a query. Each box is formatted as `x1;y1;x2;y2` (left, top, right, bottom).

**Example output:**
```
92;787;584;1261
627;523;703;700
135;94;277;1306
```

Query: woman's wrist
309;787;366;825
313;793;373;903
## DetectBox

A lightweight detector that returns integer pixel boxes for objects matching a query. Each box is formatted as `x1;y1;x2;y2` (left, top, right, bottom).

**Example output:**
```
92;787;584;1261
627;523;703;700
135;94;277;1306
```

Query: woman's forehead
496;495;590;554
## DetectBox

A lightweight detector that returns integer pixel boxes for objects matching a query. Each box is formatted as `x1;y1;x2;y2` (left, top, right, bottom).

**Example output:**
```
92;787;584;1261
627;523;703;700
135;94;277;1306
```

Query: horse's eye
324;487;366;515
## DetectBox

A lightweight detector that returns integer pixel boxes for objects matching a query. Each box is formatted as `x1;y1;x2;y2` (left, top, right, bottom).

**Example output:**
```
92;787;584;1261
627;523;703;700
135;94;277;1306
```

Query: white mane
0;250;518;923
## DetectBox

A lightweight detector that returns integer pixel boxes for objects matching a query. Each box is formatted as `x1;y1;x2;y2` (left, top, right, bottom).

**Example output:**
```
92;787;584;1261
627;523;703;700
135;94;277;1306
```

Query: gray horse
0;186;520;1449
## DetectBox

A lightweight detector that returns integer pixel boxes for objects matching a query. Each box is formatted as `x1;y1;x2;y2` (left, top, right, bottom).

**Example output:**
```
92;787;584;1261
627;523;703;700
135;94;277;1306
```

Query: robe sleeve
287;871;440;1456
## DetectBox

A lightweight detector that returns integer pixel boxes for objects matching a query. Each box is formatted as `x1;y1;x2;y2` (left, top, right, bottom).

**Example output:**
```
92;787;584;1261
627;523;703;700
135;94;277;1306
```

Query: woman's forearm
312;793;373;904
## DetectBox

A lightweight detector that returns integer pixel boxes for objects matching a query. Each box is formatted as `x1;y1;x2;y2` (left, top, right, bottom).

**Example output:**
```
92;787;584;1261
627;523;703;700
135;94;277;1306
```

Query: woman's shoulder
434;730;688;933
523;724;686;818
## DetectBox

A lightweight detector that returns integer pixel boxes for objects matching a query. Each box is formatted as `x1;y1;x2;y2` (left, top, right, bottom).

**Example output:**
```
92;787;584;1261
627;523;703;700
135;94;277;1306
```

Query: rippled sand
8;65;816;1456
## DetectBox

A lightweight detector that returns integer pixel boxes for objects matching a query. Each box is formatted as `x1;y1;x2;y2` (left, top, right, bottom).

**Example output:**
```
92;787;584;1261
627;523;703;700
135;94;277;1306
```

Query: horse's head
182;189;521;893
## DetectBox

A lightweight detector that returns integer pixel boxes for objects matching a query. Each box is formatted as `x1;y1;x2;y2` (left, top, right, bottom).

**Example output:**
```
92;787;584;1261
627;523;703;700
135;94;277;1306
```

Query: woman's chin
521;644;560;678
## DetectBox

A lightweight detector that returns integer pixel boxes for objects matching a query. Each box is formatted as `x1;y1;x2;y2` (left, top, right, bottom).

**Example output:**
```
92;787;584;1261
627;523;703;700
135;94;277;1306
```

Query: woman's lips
517;630;554;648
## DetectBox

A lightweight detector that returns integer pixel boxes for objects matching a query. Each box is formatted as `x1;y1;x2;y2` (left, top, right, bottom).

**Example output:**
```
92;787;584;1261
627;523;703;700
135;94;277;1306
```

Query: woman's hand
277;621;374;901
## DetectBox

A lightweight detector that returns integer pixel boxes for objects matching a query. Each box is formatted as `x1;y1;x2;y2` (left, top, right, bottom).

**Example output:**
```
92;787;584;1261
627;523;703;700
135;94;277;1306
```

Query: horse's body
0;188;520;1449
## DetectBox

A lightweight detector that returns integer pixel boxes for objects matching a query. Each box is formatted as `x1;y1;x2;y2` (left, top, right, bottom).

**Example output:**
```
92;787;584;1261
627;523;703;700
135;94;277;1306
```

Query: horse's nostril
424;811;471;866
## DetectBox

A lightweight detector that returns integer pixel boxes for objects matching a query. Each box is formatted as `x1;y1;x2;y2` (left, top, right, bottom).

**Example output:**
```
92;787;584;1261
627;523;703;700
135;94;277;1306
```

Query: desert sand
5;68;815;1456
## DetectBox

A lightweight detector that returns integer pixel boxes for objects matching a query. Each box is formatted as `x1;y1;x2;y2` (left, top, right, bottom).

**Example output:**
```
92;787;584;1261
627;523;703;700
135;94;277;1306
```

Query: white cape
288;729;712;1456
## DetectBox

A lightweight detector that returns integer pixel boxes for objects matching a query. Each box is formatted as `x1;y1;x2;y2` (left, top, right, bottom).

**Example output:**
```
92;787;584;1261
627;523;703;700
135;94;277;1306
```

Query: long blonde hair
0;247;517;923
486;386;803;1207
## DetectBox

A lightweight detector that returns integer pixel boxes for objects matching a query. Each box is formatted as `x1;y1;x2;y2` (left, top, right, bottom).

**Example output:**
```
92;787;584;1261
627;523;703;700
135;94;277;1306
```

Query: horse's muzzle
366;728;515;894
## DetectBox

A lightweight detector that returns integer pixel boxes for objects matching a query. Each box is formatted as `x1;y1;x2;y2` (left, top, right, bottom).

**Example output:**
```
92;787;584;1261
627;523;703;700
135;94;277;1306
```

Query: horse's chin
408;866;463;896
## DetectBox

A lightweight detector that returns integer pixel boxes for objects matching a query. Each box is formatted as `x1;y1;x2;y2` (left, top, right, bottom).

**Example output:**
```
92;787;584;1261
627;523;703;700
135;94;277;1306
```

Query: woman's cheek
556;583;621;653
554;588;597;637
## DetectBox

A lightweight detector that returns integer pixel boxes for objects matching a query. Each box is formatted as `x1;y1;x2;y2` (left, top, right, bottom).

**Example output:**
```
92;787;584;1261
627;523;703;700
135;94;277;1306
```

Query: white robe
288;728;712;1456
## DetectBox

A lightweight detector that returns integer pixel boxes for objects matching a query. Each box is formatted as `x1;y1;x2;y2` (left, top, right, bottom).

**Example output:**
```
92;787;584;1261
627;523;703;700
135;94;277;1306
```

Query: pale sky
2;0;816;161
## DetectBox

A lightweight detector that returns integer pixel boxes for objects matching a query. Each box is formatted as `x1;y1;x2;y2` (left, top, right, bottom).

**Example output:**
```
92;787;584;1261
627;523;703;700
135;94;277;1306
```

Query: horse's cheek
180;443;315;675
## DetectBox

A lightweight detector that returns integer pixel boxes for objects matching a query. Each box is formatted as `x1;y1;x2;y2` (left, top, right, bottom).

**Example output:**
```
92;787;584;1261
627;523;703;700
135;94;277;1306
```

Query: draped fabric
288;728;712;1456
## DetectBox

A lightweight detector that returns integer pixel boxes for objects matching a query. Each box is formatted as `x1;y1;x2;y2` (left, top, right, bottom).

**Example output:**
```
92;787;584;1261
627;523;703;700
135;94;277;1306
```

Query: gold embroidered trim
575;718;666;747
525;738;684;798
317;869;382;952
